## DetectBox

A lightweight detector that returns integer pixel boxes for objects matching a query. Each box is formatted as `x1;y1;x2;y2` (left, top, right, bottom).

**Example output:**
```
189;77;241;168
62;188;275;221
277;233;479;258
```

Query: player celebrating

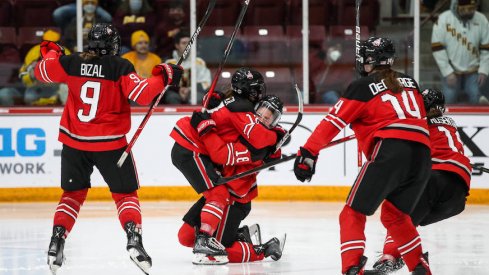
293;37;432;275
170;67;286;264
367;88;472;274
177;95;286;265
34;23;182;275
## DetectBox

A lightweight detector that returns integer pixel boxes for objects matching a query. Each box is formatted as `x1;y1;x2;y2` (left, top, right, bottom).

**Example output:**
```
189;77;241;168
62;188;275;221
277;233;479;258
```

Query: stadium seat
0;27;16;47
242;25;287;66
0;1;13;26
288;0;332;27
198;35;246;67
256;67;296;104
329;25;369;40
200;0;240;26
200;26;240;38
14;0;59;27
285;25;326;44
17;27;61;58
334;0;380;32
245;0;286;26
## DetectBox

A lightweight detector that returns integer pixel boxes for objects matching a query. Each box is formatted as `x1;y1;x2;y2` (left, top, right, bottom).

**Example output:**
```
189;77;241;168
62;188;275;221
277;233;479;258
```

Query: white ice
0;201;488;275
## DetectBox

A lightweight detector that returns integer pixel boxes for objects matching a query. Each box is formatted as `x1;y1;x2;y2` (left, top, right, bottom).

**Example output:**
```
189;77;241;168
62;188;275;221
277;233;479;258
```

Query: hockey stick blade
471;163;489;174
274;84;304;152
216;135;356;184
117;0;217;167
203;0;250;109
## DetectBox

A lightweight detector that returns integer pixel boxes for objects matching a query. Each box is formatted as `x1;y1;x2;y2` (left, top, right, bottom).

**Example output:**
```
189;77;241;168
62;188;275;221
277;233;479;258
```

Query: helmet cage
254;95;283;129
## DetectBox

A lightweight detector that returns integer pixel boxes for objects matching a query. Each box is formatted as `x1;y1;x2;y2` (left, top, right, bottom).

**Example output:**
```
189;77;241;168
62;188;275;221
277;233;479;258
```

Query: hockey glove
40;40;65;58
152;63;183;86
190;111;216;136
202;90;225;109
294;147;318;182
264;148;281;163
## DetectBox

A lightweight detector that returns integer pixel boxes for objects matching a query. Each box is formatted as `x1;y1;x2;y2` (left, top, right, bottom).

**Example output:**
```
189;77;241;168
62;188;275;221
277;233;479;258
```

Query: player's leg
48;145;91;273
381;141;432;274
178;197;206;247
94;146;151;274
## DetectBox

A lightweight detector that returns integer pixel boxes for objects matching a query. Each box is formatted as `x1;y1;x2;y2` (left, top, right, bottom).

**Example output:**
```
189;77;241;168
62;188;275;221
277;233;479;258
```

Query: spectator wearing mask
432;0;489;104
122;30;162;79
163;30;211;104
113;0;156;54
63;0;111;52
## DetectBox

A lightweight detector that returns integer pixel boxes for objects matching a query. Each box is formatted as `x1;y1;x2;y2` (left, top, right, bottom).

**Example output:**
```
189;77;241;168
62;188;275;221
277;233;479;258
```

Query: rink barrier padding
1;186;489;204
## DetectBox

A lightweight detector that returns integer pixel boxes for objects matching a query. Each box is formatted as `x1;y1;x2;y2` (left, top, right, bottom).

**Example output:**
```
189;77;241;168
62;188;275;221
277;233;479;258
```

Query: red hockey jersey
34;51;166;151
304;71;430;159
170;96;279;202
428;116;472;189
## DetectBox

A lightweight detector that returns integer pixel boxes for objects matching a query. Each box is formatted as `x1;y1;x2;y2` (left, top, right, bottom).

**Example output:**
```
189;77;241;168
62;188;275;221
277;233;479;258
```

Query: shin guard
200;185;230;236
226;241;265;263
112;191;142;229
339;205;367;274
53;189;88;237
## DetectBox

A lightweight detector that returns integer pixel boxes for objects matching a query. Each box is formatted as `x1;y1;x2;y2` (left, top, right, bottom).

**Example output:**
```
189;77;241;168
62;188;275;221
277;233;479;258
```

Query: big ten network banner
0;112;488;188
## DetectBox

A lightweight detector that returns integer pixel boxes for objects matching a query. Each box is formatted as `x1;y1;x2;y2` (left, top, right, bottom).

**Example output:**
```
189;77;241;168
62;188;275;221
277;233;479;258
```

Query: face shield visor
254;100;282;129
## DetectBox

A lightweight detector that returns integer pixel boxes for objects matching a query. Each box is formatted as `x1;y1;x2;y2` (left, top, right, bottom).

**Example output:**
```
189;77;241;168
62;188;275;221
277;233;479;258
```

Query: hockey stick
202;0;250;109
274;84;304;152
117;0;216;167
355;0;363;171
216;135;356;185
471;163;489;174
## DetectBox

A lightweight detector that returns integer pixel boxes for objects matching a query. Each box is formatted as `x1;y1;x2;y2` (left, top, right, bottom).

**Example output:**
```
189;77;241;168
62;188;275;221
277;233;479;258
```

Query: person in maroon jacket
34;23;182;275
293;37;433;275
367;88;472;274
170;68;286;264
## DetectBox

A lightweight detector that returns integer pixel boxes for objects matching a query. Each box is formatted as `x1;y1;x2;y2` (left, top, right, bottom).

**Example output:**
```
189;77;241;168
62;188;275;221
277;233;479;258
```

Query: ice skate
255;234;286;261
344;256;368;275
364;254;405;274
236;223;262;245
192;232;229;265
412;252;431;275
125;222;152;275
47;226;66;275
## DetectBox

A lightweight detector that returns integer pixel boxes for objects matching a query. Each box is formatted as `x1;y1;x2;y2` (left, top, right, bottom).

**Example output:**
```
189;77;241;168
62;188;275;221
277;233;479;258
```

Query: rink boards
1;106;488;202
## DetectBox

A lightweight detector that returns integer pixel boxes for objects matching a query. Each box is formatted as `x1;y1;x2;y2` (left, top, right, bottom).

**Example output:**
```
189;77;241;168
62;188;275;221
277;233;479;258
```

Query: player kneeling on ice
170;68;286;265
294;37;433;275
35;23;182;275
365;88;472;275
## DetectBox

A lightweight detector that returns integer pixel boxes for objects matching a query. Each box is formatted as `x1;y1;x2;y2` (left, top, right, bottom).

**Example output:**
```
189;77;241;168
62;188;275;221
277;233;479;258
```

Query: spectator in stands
122;30;162;79
310;42;354;104
163;30;211;104
432;0;489;104
113;0;156;54
20;30;71;106
63;0;111;52
154;0;188;59
0;87;22;106
53;2;112;33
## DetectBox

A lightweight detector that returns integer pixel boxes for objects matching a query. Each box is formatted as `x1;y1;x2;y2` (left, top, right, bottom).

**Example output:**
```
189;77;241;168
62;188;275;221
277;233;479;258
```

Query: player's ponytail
377;67;402;93
80;52;99;61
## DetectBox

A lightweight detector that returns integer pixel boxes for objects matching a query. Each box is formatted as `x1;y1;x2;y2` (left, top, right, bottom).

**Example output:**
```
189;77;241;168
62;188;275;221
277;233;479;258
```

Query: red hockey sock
380;200;423;271
339;204;367;274
53;189;88;238
200;185;229;236
112;191;141;229
383;233;401;258
226;241;265;263
178;222;196;247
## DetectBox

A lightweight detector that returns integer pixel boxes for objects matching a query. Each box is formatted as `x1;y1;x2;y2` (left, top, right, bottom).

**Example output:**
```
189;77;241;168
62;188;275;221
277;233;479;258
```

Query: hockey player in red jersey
170;68;286;264
367;88;472;274
34;23;182;275
176;95;286;265
293;37;432;275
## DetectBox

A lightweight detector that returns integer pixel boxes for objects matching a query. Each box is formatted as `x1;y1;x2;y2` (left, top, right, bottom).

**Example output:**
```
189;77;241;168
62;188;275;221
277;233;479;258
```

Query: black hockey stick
202;0;250;109
216;135;356;185
117;0;216;167
354;0;362;78
274;84;304;152
471;163;489;174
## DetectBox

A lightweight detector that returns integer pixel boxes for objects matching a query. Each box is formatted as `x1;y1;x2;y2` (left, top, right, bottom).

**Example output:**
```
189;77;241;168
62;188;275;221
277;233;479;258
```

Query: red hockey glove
152;63;183;86
294;147;318;182
272;125;287;142
40;40;65;59
190;111;216;136
202;90;225;109
264;148;281;163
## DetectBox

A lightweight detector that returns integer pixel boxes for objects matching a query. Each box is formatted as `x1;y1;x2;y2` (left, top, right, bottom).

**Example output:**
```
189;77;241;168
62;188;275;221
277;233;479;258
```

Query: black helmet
87;23;121;56
254;95;283;129
357;36;395;76
422;88;445;113
231;67;266;103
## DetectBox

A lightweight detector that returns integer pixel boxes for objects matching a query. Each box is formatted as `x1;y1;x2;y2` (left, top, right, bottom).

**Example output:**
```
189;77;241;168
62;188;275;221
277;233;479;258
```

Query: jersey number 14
381;90;421;119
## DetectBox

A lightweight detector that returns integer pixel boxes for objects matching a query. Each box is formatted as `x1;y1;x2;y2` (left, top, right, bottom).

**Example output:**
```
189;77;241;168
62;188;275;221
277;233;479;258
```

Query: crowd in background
0;0;489;106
